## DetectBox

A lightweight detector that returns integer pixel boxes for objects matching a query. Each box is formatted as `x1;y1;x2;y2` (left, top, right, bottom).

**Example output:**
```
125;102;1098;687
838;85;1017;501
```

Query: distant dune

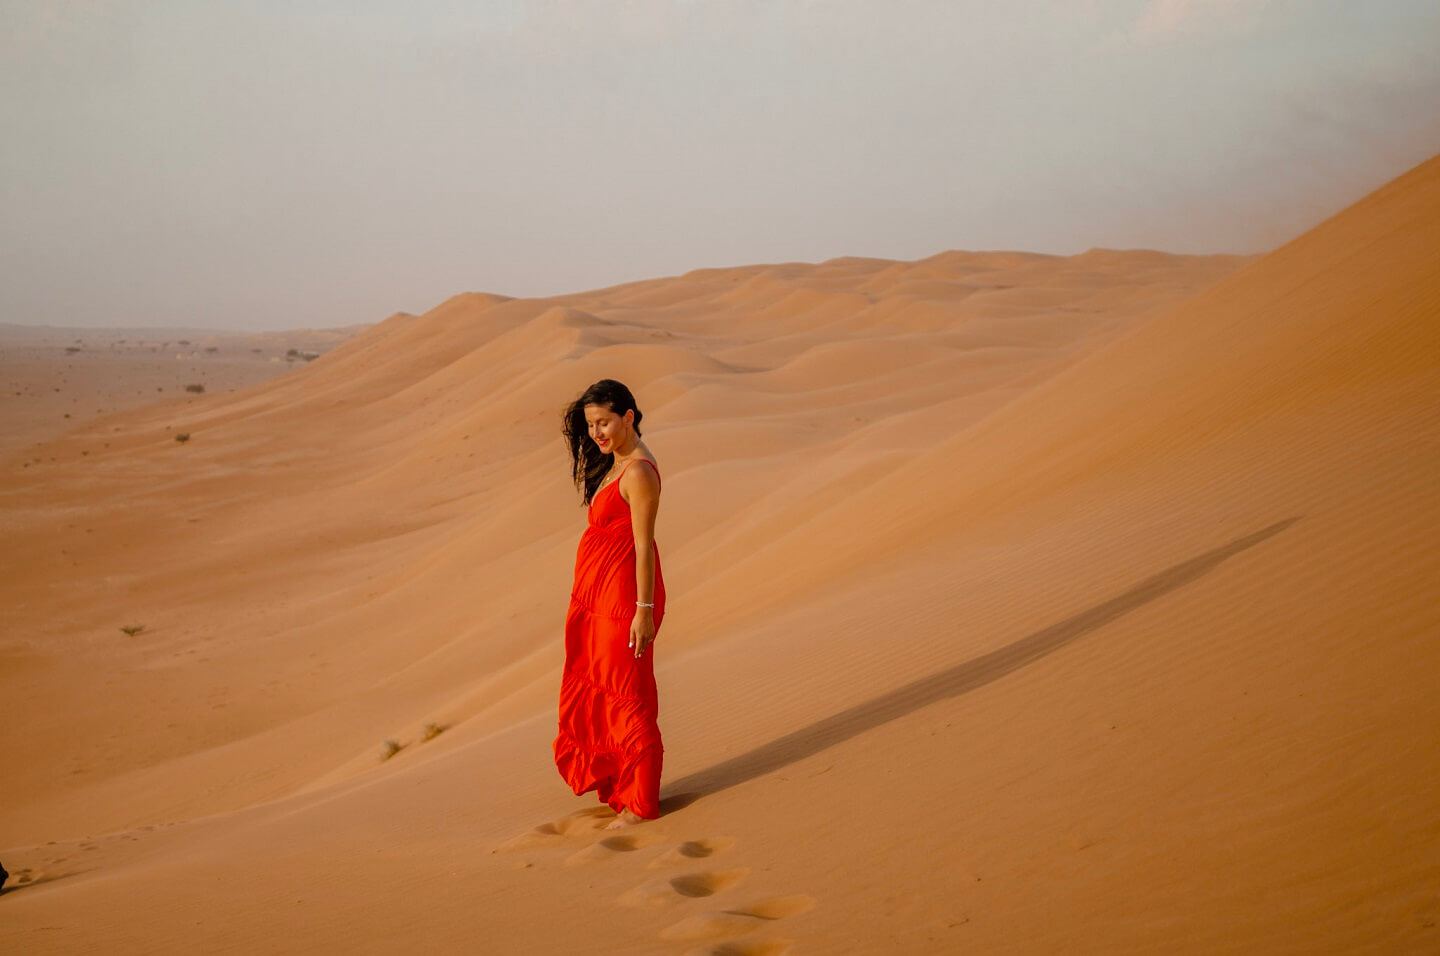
0;156;1435;954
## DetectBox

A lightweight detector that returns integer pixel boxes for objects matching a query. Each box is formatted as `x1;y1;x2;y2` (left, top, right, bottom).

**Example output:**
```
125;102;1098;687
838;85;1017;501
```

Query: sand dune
1;156;1436;954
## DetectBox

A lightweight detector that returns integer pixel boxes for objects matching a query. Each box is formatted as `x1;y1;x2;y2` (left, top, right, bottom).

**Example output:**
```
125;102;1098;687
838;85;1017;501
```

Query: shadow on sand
660;516;1300;812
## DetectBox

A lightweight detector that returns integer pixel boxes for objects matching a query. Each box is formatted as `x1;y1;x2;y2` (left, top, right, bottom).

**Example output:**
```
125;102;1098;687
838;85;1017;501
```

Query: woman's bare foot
603;808;646;829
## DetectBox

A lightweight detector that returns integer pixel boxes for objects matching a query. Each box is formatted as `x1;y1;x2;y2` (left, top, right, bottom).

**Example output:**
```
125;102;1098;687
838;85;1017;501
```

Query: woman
554;379;667;829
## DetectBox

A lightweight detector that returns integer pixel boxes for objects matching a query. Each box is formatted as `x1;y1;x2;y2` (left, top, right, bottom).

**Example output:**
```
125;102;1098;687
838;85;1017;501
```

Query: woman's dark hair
562;379;644;505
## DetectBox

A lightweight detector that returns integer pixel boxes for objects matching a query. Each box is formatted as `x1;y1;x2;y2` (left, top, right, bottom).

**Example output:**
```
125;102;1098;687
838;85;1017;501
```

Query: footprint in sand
679;940;795;956
492;805;620;853
1;864;84;893
659;895;816;944
564;833;658;866
617;867;750;909
646;836;737;869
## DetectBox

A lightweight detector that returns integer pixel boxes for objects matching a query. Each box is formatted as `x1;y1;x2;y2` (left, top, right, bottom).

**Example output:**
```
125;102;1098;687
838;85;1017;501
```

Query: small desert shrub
204;346;218;352
174;432;190;443
119;624;145;636
184;383;204;393
64;346;81;353
177;339;190;345
380;739;403;761
422;722;448;742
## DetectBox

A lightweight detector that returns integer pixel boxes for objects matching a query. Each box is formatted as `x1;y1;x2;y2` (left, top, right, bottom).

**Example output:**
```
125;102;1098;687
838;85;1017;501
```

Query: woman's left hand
629;609;656;658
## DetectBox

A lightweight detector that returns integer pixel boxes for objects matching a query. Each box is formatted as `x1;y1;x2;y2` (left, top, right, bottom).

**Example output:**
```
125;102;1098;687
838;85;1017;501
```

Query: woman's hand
629;607;656;658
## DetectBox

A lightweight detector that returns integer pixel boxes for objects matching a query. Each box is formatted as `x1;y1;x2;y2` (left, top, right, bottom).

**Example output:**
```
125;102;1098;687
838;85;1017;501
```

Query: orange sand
0;155;1436;954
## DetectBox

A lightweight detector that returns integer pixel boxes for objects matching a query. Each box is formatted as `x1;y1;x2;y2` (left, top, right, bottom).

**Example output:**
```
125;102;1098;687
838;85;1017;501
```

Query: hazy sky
3;1;1438;330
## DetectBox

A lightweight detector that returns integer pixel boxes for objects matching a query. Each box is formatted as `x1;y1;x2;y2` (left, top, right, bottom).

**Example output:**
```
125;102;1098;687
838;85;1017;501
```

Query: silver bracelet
636;601;654;607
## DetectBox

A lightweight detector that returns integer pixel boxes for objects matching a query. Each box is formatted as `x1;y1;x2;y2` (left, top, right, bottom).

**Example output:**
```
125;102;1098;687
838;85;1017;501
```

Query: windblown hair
562;379;644;505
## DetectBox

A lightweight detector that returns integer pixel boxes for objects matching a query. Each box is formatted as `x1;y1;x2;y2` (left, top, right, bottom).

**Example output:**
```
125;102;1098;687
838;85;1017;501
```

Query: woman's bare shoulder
621;455;661;494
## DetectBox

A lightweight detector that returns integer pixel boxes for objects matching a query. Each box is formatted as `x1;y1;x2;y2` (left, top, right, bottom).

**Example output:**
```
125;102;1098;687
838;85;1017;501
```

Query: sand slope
1;156;1436;954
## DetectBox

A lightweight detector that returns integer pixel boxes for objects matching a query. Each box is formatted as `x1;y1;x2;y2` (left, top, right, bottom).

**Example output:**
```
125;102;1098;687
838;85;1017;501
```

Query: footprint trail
496;800;816;952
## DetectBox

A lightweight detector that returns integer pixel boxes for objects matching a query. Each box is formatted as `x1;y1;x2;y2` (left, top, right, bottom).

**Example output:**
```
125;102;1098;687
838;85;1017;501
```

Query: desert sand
0;154;1436;954
0;323;366;463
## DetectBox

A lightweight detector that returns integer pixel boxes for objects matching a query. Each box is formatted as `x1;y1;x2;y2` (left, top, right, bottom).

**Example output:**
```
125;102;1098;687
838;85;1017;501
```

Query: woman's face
584;403;630;453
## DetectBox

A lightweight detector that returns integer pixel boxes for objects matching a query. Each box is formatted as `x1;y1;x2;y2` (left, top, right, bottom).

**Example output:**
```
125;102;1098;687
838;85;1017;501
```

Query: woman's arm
624;461;661;657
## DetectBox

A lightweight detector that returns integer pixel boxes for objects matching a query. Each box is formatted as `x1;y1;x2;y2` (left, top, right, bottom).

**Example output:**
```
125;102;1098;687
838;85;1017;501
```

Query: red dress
553;457;667;819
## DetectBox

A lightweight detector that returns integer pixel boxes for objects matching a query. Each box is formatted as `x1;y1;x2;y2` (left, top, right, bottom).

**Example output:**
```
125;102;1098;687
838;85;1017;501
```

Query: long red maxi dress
553;456;667;819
